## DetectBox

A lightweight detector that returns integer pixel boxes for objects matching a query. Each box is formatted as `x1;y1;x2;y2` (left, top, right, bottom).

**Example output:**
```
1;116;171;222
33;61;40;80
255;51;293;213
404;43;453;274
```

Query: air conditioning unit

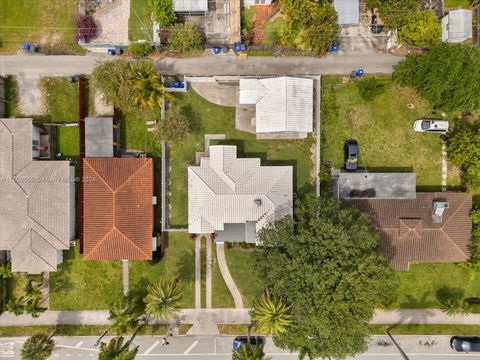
70;240;77;247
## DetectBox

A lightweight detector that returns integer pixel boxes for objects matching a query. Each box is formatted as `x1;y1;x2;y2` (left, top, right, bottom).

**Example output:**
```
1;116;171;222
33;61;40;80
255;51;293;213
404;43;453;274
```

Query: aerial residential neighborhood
0;0;480;359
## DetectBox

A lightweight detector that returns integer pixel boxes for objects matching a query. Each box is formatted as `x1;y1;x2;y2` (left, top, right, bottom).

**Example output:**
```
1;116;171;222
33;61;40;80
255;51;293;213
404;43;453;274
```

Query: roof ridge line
29;229;57;268
439;228;470;259
84;160;115;193
112;227;152;259
114;158;152;193
84;227;116;259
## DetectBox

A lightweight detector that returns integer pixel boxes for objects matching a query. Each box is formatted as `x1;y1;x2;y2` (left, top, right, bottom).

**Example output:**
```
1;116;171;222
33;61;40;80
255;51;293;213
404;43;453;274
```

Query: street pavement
0;335;477;359
0;53;402;77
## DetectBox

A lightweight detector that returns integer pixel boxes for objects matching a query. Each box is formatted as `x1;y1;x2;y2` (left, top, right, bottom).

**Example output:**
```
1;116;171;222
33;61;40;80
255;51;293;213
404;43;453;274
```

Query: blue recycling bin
179;82;185;88
23;43;30;51
330;43;338;52
234;43;242;52
107;48;116;55
356;69;364;77
173;82;180;88
213;46;220;54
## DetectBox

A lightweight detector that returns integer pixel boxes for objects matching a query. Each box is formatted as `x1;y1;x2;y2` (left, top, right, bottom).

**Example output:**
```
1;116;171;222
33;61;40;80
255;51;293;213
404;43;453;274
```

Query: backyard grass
56;127;79;156
41;77;79;123
263;18;285;47
225;248;262;308
444;0;471;8
169;90;314;227
129;232;196;309
49;247;123;310
122;108;161;157
129;0;153;42
0;0;83;54
321;76;461;190
390;263;480;309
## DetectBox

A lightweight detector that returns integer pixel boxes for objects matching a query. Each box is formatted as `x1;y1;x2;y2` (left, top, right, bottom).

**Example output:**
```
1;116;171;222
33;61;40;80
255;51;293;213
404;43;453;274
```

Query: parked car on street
451;337;480;353
344;140;359;172
413;119;449;133
232;336;265;353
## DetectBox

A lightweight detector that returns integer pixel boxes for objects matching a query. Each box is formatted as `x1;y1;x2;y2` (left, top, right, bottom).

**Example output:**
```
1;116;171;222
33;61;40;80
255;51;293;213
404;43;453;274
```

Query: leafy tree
24;280;42;299
250;292;291;336
255;196;397;360
357;77;385;101
108;300;138;334
98;336;138;360
144;277;184;319
232;344;271;360
447;127;480;171
21;334;54;360
91;60;134;112
394;43;480;111
127;42;154;58
279;0;338;55
156;104;190;145
0;261;13;279
130;62;170;110
469;0;480;6
168;23;203;52
7;297;25;315
149;0;176;28
24;297;47;318
75;14;97;42
436;286;465;315
371;0;420;29
398;10;441;46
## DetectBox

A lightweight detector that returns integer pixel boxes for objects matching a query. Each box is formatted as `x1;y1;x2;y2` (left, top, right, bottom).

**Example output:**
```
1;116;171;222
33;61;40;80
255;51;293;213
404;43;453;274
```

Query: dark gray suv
344;140;358;172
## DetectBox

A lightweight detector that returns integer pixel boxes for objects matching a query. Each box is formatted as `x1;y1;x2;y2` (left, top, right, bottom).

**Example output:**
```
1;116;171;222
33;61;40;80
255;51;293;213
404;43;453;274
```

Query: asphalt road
0;52;402;77
0;335;477;359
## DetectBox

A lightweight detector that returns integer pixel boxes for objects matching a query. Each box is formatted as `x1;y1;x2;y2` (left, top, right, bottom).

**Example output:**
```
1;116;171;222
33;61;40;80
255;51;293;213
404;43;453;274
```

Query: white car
413;119;449;133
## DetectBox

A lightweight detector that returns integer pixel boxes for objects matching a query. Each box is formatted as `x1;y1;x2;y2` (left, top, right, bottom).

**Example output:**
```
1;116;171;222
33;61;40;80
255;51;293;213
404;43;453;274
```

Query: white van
413;119;449;133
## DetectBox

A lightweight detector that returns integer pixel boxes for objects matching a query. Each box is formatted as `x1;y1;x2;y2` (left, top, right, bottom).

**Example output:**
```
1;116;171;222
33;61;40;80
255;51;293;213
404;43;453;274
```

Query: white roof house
239;76;313;136
244;0;273;6
333;0;360;25
173;0;208;12
442;9;472;43
0;118;75;273
188;145;293;242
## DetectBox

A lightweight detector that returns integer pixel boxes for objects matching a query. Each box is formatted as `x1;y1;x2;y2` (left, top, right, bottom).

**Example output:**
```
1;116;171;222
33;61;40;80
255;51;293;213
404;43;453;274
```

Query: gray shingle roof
0;118;73;273
239;77;313;134
188;145;293;238
85;117;114;157
442;9;473;43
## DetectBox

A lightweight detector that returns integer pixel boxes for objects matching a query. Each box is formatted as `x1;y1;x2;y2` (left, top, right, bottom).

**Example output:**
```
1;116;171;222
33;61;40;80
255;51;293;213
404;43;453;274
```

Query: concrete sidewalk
2;309;480;327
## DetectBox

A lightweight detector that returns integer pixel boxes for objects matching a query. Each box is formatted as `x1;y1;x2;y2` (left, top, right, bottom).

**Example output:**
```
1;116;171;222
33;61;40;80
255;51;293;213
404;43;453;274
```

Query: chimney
432;200;449;223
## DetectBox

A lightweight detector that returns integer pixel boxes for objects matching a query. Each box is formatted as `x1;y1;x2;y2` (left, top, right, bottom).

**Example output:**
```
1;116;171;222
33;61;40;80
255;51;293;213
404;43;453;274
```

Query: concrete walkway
215;244;243;309
441;140;447;192
4;309;480;327
206;237;212;309
122;260;129;296
195;237;201;309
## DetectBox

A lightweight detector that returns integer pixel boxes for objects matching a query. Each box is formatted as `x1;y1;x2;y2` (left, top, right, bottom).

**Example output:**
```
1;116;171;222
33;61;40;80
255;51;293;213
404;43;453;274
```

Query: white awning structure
442;9;472;43
333;0;360;25
173;0;208;12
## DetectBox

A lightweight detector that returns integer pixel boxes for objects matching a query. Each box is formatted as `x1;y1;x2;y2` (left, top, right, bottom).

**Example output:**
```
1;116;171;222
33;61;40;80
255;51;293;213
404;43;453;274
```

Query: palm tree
250;292;292;336
24;280;42;299
232;344;271;360
7;297;25;315
143;277;184;320
24;297;47;318
130;62;171;111
98;336;138;360
0;262;13;279
108;299;138;334
21;334;54;360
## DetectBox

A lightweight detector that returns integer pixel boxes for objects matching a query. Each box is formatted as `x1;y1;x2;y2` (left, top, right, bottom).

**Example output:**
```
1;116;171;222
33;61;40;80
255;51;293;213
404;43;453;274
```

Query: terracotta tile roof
347;192;472;270
82;158;153;260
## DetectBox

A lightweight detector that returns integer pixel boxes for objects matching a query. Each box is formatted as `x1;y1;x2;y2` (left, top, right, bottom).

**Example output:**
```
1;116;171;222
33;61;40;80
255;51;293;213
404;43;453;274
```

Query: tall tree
144;278;184;319
108;298;138;334
394;43;480;111
6;297;25;315
130;62;170;111
24;298;47;318
255;196;397;360
98;336;138;360
250;292;291;336
232;344;271;360
21;334;54;360
370;0;420;29
156;104;191;145
149;0;176;27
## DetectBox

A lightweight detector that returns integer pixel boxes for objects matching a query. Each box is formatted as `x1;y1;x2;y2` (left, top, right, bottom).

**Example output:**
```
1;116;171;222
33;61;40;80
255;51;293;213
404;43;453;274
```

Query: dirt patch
349;104;371;129
253;6;270;45
392;85;430;114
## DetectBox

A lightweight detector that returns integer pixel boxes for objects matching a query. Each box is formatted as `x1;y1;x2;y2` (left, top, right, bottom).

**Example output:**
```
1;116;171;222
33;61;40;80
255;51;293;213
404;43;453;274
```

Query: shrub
357;78;385;101
149;0;176;27
127;42;153;57
156;105;191;145
436;286;465;315
168;23;203;52
75;14;97;43
398;10;441;46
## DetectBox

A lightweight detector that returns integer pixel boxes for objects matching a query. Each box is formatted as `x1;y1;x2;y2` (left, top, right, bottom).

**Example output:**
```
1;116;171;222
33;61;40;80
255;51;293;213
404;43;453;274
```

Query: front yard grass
212;243;234;308
129;0;153;42
169;90;314;227
0;0;83;54
49;247;123;310
390;263;480;310
41;77;79;123
129;233;195;309
321;76;461;190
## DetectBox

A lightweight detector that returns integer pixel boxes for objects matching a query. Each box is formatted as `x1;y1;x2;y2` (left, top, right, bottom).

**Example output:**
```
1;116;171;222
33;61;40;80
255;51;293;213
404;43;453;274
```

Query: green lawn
263;18;285;47
129;0;153;42
7;274;43;300
212;243;234;308
3;76;19;117
41;77;79;123
49;247;123;310
225;248;262;308
0;0;83;54
56;127;79;156
321;76;461;190
169;90;314;227
444;0;471;8
129;233;195;309
122;108;161;157
390;263;480;309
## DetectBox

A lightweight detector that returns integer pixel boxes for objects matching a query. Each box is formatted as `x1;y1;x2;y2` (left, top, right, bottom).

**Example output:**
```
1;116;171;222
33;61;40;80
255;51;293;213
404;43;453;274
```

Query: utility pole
384;329;410;360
